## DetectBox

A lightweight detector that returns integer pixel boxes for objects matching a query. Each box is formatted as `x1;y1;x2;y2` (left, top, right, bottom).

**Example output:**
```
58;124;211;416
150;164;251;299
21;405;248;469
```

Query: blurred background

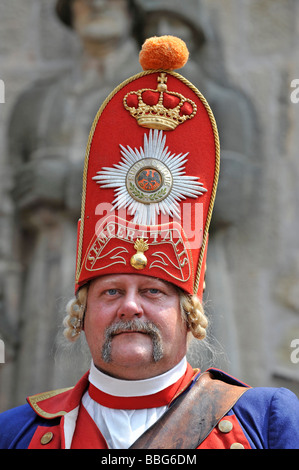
1;0;299;412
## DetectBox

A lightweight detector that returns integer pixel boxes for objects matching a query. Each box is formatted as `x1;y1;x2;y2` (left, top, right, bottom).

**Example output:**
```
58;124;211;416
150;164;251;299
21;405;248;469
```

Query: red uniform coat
0;366;298;449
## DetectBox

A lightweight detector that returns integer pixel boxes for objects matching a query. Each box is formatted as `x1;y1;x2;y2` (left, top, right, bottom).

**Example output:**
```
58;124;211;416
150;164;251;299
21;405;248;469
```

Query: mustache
106;319;161;337
101;319;163;363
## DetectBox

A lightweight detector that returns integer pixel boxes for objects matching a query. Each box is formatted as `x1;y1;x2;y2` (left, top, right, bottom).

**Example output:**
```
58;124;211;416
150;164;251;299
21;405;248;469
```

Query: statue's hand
12;158;68;210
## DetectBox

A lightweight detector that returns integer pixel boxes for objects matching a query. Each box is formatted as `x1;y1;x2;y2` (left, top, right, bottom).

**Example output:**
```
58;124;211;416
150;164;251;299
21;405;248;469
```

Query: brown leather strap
129;371;248;449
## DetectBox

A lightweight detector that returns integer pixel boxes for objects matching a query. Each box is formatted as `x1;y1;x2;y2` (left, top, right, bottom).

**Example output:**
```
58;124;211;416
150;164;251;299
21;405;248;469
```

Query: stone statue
6;0;140;406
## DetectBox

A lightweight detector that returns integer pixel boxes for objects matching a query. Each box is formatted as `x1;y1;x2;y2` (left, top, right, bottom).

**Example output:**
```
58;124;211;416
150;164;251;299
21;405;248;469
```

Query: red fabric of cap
75;70;219;297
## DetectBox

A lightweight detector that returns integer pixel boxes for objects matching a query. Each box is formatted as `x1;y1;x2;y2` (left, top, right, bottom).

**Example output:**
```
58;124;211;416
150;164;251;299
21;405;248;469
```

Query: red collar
88;363;198;409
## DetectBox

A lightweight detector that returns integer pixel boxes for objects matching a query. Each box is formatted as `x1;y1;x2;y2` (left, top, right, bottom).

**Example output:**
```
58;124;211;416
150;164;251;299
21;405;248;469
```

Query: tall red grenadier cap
75;36;220;299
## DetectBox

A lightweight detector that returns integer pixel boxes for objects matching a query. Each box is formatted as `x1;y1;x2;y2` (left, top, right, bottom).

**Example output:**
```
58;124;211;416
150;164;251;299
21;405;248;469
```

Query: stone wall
200;0;299;392
0;0;299;411
0;0;81;411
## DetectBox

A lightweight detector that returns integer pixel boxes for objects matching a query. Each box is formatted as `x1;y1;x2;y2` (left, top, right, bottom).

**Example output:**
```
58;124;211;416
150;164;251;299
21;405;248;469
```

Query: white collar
88;357;187;397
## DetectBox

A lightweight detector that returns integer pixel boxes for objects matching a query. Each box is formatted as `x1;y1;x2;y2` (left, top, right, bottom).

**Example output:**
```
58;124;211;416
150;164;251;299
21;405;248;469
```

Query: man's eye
106;289;118;295
148;288;160;294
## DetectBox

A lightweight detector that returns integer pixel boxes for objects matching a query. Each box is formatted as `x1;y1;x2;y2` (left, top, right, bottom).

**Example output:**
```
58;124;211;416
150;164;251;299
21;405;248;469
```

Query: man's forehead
91;274;176;288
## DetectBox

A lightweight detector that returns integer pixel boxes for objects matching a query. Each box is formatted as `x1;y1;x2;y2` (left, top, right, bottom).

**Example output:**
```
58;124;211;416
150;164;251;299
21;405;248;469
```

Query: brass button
40;431;53;445
218;419;233;433
230;442;245;449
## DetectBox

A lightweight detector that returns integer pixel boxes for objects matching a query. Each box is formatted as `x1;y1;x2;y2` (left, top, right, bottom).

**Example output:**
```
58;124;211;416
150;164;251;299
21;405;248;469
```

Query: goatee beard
101;319;164;363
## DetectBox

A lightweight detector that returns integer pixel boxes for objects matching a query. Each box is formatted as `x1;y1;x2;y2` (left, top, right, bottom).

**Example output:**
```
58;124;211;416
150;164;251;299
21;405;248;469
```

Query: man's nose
117;291;143;319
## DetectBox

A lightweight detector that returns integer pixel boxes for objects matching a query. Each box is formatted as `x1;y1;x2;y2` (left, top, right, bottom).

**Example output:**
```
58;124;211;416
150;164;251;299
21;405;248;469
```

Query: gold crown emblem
123;73;197;131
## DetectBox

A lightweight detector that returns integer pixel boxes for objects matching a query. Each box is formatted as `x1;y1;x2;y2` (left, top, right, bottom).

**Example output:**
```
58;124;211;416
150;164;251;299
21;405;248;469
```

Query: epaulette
27;371;90;419
27;387;74;419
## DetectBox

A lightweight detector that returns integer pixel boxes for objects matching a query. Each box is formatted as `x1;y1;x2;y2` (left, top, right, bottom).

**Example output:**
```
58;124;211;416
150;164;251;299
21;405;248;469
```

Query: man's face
84;274;188;380
72;0;130;44
144;13;194;49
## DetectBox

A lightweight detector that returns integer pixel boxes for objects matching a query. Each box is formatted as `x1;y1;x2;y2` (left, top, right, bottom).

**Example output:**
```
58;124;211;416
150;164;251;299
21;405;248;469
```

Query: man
1;36;299;449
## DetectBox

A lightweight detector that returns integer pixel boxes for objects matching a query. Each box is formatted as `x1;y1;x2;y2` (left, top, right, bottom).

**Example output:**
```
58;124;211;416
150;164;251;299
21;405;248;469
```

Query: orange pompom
139;36;189;71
